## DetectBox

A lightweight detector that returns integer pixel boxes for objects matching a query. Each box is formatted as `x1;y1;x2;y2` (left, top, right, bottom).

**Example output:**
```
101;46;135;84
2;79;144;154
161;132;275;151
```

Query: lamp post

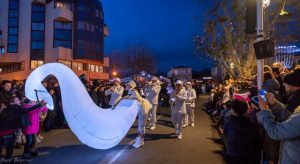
256;0;270;89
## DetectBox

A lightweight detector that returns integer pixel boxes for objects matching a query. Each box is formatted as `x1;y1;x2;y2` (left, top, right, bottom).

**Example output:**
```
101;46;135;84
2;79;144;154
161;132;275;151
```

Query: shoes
150;126;156;130
182;124;188;128
37;134;44;140
191;123;195;127
36;138;42;143
132;137;144;148
177;135;183;140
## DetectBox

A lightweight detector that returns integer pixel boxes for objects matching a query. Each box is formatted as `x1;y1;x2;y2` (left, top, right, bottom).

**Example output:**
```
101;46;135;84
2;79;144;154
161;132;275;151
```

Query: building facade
167;66;192;81
0;0;109;81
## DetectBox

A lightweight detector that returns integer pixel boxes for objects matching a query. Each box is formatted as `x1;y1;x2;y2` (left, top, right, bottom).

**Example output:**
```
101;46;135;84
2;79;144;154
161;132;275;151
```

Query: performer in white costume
125;80;152;148
145;77;161;130
184;82;197;127
105;78;124;106
169;80;187;140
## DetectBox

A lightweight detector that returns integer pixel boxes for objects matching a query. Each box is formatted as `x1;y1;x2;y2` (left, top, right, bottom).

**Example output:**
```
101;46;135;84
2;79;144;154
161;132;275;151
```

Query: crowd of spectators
205;63;300;164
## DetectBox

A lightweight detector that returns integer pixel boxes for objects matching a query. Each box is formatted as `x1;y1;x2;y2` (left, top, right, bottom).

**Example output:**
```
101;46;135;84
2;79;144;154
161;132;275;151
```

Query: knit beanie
283;69;300;87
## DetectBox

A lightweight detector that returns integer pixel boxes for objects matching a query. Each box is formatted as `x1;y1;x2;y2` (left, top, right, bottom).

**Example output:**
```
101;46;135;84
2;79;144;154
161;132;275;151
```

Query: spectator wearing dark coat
262;71;280;100
224;99;261;164
283;69;300;113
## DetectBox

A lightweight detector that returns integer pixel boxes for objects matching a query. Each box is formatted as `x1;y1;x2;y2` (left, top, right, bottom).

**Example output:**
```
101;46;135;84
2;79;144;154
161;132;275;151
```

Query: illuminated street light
263;0;270;8
112;71;117;76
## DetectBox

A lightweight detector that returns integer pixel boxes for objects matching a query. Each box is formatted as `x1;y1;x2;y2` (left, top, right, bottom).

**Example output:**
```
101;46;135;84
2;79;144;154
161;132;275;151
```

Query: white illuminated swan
25;63;139;149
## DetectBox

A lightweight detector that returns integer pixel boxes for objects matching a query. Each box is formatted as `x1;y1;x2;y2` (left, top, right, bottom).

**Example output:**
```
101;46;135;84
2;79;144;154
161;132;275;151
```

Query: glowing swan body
25;63;139;149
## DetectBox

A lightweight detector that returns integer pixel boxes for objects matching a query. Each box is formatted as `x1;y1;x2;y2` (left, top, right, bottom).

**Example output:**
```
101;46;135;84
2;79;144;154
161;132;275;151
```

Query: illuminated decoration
263;0;270;8
25;63;139;149
275;45;300;68
279;0;288;16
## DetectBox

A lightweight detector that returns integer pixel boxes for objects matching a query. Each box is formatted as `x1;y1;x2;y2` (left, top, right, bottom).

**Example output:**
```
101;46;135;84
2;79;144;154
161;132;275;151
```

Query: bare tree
109;44;157;77
194;0;300;80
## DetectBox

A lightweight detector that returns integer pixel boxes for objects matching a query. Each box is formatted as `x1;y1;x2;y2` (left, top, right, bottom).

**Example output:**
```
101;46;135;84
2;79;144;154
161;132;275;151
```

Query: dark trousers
0;134;16;159
227;155;260;164
23;135;36;155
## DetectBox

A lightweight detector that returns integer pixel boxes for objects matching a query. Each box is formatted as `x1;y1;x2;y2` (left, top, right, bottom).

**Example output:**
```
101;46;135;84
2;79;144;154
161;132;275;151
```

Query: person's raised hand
266;92;276;106
40;100;47;106
258;95;269;110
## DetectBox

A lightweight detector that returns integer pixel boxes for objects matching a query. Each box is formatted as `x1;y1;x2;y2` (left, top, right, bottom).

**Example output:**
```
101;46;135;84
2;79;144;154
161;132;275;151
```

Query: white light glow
263;0;270;8
25;63;139;149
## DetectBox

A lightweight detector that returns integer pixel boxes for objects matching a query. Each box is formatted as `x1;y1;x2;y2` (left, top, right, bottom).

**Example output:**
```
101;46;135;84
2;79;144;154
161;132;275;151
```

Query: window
58;59;71;68
77;21;85;30
90;64;95;72
54;40;71;48
9;10;18;17
8;18;18;26
7;45;17;53
7;0;19;53
31;41;44;49
72;62;78;70
8;35;17;44
99;66;103;73
9;0;19;10
54;20;72;48
78;63;83;71
31;3;45;59
55;2;64;8
32;4;45;12
30;60;44;69
8;27;18;34
31;31;44;40
32;22;44;31
32;13;45;22
0;47;5;54
54;21;72;30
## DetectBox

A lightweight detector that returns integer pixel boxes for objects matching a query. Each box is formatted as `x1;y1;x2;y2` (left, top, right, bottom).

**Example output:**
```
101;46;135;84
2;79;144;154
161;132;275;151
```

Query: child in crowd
0;97;45;160
224;99;261;164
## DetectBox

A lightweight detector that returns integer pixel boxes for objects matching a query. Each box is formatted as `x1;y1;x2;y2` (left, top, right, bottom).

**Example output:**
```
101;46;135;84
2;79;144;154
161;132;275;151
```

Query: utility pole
256;0;265;89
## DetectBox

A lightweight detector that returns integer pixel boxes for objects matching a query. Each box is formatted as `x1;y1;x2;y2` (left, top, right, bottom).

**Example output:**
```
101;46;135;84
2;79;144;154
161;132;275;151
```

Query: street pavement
11;95;225;164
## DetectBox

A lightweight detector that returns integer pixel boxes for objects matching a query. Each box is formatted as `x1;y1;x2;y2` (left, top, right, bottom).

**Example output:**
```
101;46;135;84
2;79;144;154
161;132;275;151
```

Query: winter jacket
0;104;42;131
224;116;261;158
262;78;280;99
169;88;187;114
22;104;48;135
257;105;300;164
285;89;300;113
145;84;161;105
262;101;291;160
105;85;124;106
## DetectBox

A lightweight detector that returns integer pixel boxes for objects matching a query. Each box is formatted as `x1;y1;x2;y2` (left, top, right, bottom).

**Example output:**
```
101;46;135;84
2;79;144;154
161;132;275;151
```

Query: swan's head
25;64;54;110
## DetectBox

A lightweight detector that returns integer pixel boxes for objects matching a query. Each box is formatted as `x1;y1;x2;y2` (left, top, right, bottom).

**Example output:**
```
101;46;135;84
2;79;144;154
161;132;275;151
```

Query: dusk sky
102;0;214;72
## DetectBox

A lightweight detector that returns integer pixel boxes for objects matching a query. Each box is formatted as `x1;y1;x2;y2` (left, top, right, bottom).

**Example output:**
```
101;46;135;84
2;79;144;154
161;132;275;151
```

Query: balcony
53;46;72;60
53;5;73;21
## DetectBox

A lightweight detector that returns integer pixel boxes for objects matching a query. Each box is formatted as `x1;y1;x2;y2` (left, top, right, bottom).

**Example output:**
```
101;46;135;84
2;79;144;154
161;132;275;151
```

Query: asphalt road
10;95;225;164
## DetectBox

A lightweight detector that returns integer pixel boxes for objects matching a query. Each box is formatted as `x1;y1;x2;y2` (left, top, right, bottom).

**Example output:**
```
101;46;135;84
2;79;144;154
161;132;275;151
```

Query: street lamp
112;71;117;76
